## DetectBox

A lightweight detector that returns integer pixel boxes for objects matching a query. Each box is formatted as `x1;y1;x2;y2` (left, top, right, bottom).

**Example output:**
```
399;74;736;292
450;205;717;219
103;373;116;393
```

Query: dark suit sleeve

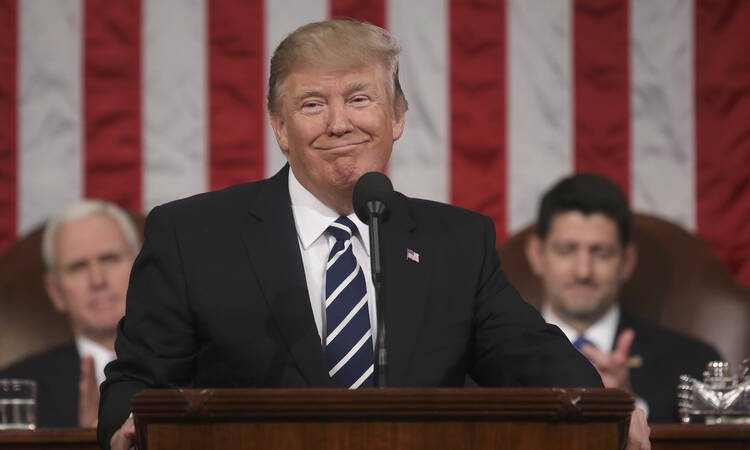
98;205;199;448
470;216;603;388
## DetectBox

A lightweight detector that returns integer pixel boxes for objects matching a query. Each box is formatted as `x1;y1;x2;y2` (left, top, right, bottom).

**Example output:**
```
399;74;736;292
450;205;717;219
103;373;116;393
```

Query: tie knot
573;335;596;351
327;216;358;242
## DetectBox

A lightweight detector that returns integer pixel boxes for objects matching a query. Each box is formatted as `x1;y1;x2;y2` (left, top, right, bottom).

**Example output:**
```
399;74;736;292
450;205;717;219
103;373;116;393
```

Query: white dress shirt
542;303;620;353
288;168;377;348
75;335;115;386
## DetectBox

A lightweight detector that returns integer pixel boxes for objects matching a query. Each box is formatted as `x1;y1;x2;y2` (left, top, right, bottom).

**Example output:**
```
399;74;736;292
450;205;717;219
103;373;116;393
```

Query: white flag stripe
325;265;360;308
350;364;374;389
387;0;449;203
263;0;327;177
326;239;351;270
630;0;696;231
507;0;573;232
18;0;82;235
143;0;208;212
326;293;368;346
328;329;372;377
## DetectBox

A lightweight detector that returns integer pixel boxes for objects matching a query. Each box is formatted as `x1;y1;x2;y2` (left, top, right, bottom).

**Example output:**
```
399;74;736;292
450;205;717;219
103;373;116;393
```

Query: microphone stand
366;200;388;388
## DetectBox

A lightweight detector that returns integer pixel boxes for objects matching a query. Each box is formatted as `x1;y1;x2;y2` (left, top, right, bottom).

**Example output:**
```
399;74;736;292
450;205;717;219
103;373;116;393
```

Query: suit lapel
381;194;434;385
49;343;80;426
241;166;331;387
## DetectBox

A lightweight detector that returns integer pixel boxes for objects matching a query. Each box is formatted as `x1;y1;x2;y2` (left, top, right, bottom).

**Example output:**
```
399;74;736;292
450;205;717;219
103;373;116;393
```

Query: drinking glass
0;379;36;430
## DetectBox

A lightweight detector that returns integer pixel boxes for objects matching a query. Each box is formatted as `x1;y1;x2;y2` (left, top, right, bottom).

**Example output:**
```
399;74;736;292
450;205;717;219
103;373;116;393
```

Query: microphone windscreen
353;172;394;224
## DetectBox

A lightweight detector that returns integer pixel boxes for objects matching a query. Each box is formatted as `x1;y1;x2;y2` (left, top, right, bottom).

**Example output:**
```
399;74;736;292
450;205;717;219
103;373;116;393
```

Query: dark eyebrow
343;82;372;97
99;251;124;261
64;259;89;272
294;90;326;104
293;82;377;105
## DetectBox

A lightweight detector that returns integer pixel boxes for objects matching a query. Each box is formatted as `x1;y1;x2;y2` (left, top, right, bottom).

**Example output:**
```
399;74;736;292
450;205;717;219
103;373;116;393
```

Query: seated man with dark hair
0;200;140;428
525;173;722;423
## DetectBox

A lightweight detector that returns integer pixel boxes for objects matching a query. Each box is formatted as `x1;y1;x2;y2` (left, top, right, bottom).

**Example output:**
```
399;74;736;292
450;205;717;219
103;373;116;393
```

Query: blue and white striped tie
324;216;374;389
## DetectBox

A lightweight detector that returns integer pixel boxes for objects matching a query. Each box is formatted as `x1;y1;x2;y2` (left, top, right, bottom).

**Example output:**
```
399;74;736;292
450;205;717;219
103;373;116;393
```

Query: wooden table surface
0;429;97;450
651;424;750;450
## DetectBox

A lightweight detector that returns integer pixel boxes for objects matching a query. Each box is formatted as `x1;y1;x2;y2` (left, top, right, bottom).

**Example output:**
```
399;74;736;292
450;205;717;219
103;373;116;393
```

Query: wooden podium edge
131;387;633;421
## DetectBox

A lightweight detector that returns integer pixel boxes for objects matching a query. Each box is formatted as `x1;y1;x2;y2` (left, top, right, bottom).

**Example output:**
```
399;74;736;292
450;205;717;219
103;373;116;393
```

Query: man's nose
573;252;594;280
326;101;353;136
88;262;107;288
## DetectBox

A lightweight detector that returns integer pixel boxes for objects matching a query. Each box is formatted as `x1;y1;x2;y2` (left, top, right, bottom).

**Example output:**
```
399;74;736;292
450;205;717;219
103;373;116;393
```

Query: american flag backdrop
0;0;749;286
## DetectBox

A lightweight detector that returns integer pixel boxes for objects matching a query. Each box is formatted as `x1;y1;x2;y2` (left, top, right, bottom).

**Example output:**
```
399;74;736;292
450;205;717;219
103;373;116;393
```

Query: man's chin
559;302;611;323
566;309;603;322
329;156;385;183
81;323;120;339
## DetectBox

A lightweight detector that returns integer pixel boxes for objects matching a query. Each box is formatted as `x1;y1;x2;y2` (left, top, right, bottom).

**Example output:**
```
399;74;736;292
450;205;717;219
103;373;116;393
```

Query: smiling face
45;213;135;342
526;211;637;330
270;64;405;214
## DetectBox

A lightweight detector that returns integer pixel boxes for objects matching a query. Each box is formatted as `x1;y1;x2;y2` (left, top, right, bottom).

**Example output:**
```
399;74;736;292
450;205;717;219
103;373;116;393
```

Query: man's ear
525;233;545;278
620;242;638;282
391;111;405;142
44;273;67;314
269;113;289;155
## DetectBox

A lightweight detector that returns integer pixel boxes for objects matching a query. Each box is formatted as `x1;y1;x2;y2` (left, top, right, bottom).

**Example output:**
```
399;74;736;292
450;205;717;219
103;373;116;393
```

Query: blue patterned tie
324;216;374;388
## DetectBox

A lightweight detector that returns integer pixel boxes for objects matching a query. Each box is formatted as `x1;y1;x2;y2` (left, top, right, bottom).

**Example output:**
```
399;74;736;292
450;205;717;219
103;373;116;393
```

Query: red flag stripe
208;0;265;191
329;0;386;27
0;0;17;253
573;0;630;196
84;0;142;210
450;0;507;242
695;0;750;286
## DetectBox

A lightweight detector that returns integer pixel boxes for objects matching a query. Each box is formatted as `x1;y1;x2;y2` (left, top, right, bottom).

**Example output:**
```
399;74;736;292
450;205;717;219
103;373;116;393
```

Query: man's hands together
79;356;135;449
78;356;99;428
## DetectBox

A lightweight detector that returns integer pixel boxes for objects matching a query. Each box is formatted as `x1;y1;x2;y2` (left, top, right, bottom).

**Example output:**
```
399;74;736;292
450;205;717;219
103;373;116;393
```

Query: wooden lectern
131;388;633;450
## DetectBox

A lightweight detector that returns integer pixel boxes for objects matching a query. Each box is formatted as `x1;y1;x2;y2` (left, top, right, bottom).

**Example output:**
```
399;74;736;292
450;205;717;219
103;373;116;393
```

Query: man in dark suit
100;20;650;450
525;174;722;423
0;200;140;427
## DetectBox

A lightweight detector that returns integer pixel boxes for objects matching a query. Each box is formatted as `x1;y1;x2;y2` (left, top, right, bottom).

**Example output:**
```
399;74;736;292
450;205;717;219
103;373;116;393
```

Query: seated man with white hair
0;200;140;428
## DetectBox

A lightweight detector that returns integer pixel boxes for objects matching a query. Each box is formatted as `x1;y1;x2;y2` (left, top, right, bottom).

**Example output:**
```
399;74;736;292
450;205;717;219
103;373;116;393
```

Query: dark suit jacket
0;341;80;427
98;166;601;447
620;311;721;423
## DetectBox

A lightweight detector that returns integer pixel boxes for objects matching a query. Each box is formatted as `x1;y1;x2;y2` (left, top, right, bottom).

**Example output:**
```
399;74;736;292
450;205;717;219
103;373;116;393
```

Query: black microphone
353;172;393;388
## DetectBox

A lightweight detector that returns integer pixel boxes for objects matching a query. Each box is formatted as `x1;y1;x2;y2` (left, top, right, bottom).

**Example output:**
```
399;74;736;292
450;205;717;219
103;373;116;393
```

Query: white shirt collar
288;168;370;254
542;303;620;352
75;335;116;386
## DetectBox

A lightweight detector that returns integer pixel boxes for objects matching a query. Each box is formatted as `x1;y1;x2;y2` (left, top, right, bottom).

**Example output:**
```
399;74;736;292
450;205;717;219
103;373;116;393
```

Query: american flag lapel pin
406;248;420;263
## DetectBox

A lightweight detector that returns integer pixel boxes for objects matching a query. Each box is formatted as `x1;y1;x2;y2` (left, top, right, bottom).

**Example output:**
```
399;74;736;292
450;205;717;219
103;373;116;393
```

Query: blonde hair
42;200;141;272
268;20;408;116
